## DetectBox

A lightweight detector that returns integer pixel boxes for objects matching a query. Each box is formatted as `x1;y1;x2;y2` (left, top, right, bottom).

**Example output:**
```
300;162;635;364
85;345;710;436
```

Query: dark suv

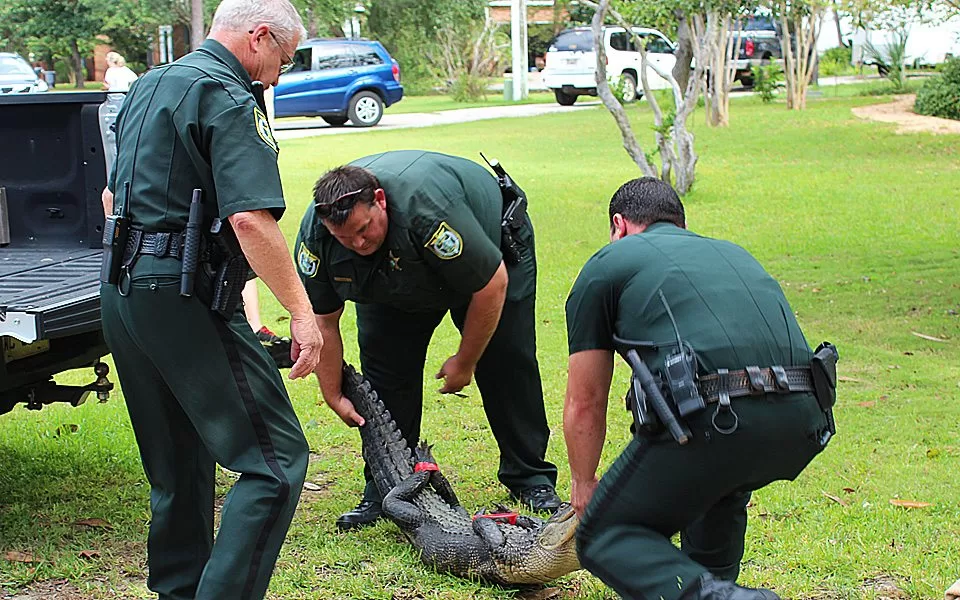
731;15;783;88
274;39;403;127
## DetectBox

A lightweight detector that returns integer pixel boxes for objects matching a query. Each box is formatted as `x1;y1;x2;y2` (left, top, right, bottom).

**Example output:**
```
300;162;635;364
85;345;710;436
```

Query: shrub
752;63;783;103
914;58;960;120
863;29;909;91
820;45;853;76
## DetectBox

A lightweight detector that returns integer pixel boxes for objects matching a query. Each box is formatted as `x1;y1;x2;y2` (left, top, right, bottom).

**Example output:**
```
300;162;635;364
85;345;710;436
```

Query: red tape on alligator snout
472;512;518;525
413;462;439;473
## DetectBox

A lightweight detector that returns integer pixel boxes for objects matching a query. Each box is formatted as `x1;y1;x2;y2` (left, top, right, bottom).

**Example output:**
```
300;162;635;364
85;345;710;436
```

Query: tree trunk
704;11;733;127
590;0;658;178
69;39;84;89
779;4;824;110
673;10;694;93
306;9;319;38
191;0;205;50
832;0;846;47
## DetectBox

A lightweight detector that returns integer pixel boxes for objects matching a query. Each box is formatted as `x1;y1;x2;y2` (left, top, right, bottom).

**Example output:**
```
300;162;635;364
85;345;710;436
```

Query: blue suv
274;39;403;127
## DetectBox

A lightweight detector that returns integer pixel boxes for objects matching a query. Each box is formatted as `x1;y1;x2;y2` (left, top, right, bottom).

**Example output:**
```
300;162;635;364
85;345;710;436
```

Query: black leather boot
678;573;781;600
335;499;383;531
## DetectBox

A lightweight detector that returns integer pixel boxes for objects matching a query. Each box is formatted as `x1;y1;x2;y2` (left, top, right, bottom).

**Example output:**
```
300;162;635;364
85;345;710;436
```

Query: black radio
100;181;131;285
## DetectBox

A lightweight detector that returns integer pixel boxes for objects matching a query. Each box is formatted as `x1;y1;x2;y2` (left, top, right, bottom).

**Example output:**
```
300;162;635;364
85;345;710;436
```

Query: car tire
322;116;348;127
739;76;755;88
348;91;383;127
554;89;577;106
621;73;638;103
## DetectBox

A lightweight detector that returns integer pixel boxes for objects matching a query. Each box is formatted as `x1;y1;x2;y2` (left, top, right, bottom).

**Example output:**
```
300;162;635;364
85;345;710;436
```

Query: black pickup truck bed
1;91;112;413
0;247;102;342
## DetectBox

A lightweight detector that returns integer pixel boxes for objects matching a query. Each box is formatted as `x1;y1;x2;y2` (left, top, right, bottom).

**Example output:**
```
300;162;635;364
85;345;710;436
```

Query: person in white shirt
103;51;138;92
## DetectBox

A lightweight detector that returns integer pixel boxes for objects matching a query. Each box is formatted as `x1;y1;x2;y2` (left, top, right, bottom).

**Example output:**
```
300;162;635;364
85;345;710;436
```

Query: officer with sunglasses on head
294;150;561;530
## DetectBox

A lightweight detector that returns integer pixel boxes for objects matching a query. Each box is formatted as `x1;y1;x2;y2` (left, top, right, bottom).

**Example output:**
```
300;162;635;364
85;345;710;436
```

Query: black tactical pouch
810;341;839;413
196;218;250;320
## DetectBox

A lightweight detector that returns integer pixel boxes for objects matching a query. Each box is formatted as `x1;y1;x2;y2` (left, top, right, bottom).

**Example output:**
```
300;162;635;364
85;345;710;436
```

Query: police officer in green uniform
99;2;322;598
563;178;835;599
295;150;561;529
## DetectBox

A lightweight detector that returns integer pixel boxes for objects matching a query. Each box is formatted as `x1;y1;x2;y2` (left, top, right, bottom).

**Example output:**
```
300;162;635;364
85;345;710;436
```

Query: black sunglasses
315;188;366;219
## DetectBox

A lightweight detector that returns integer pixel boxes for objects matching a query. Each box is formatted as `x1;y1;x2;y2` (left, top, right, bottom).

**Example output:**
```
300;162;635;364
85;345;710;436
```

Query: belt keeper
771;366;790;393
745;365;765;394
712;368;739;435
716;368;731;408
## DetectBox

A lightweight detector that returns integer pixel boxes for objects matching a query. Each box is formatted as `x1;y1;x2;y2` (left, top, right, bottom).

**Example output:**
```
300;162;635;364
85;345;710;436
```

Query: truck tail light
745;39;755;57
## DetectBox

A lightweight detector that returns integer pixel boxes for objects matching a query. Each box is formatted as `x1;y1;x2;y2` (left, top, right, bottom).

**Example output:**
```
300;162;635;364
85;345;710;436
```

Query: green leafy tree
291;0;355;38
365;0;487;94
7;0;106;87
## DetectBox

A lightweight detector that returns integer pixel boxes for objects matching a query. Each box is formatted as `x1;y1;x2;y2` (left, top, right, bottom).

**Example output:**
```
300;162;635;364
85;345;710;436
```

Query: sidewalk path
273;101;597;141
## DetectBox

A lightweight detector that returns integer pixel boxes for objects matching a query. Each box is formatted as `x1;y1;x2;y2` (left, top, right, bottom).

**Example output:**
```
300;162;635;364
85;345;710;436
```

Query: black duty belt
698;366;814;405
123;230;196;261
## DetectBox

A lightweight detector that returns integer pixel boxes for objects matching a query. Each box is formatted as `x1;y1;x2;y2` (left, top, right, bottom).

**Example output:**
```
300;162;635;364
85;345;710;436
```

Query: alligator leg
471;512;506;549
382;470;432;529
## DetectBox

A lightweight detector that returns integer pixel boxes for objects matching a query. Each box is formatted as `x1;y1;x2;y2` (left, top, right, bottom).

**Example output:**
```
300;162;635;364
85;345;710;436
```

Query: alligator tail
340;363;414;499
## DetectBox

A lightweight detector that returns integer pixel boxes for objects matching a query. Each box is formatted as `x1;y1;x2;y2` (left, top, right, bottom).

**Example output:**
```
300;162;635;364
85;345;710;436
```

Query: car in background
541;26;676;105
0;53;48;94
730;15;783;88
274;38;402;127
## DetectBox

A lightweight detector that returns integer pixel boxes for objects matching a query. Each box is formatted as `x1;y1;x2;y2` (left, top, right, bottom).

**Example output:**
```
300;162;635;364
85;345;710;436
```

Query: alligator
340;363;581;585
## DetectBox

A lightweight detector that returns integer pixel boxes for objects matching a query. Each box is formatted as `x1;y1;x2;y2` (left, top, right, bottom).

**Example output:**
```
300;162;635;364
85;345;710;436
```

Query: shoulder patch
254;106;278;153
297;242;320;278
425;221;463;260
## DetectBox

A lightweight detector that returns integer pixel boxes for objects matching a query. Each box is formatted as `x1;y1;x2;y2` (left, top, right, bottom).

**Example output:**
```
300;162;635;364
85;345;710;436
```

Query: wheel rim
622;77;637;102
355;97;381;123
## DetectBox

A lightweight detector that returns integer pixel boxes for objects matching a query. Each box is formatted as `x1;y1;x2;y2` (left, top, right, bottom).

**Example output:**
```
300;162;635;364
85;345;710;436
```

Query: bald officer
99;1;321;598
295;150;560;530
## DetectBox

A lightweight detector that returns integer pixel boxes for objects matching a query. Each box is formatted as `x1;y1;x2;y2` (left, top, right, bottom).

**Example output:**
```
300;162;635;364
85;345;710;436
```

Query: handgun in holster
480;153;528;265
810;341;839;445
203;218;251;320
100;181;131;285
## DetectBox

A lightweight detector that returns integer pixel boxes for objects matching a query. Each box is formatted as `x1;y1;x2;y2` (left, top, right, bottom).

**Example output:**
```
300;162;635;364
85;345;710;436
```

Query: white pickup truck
541;26;677;105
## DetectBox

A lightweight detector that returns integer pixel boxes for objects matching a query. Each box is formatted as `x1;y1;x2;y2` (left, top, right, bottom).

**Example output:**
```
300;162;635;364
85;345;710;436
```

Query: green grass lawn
2;93;959;599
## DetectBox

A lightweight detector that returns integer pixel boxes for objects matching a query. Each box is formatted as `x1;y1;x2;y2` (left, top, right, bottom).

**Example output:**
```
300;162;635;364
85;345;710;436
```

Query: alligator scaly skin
341;363;581;585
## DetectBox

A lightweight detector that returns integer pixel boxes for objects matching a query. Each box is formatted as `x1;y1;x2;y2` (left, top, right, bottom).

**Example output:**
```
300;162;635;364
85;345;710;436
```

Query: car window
353;46;384;66
646;36;674;54
549;30;594;52
290;48;311;73
744;16;776;31
609;32;629;52
314;44;355;70
0;56;35;77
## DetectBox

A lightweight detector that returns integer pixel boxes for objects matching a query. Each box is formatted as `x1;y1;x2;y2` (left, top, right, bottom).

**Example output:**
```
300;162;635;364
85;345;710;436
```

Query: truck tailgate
0;247;102;343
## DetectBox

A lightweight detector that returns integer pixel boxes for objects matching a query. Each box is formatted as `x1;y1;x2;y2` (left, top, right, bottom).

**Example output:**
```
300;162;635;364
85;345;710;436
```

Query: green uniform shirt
566;222;812;373
109;39;284;275
296;150;533;315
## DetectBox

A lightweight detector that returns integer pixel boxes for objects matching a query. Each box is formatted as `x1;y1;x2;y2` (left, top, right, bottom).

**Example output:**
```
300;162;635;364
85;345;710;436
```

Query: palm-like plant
863;28;910;91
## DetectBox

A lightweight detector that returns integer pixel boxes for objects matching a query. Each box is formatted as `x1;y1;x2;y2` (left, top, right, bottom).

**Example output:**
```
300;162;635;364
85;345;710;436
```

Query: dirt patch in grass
853;95;960;134
1;579;91;600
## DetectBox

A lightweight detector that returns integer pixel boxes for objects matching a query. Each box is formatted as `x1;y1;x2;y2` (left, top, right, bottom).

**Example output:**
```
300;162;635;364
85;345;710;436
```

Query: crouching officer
99;1;322;598
295;150;560;530
563;177;837;600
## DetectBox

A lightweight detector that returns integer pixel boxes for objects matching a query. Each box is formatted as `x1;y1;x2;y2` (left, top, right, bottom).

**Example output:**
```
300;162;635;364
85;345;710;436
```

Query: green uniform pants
355;292;557;502
577;393;828;600
101;269;308;600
